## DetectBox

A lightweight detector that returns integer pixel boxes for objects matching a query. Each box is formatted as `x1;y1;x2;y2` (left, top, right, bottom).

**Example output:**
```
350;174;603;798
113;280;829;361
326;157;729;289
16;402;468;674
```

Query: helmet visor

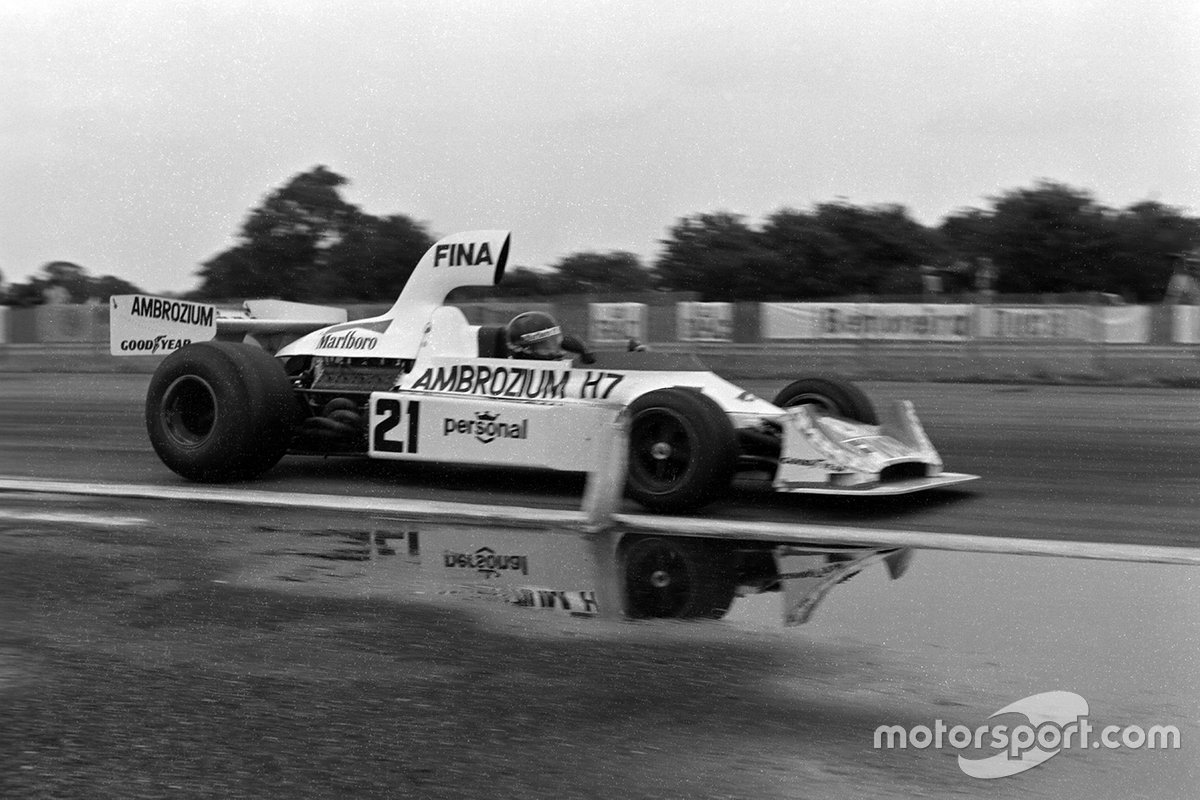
517;325;563;357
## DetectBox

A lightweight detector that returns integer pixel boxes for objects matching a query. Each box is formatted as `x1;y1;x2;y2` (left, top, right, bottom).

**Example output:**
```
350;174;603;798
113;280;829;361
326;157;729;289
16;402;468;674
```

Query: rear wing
109;295;346;356
110;230;512;359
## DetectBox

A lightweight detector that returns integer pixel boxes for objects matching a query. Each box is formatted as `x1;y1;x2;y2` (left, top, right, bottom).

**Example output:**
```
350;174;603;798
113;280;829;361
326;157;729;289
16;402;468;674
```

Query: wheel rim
626;540;694;617
630;408;694;492
160;375;217;447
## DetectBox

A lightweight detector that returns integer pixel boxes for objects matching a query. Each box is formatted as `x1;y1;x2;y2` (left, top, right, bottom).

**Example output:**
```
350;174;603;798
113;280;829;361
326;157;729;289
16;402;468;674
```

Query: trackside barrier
3;301;1196;351
1;301;1196;344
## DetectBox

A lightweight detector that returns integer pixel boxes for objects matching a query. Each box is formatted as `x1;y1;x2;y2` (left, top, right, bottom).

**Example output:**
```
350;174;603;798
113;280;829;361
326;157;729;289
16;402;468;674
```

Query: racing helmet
507;311;564;359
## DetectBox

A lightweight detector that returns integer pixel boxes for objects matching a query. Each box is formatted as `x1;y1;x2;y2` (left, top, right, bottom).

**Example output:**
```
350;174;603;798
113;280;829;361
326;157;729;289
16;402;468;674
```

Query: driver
506;311;566;360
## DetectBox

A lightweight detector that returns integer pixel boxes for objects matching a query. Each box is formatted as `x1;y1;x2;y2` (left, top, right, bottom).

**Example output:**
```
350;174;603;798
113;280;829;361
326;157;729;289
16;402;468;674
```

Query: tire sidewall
145;342;297;481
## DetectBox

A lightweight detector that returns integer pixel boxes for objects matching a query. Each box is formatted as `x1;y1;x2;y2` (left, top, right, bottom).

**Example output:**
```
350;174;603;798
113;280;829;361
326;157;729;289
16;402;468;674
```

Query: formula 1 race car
110;230;977;513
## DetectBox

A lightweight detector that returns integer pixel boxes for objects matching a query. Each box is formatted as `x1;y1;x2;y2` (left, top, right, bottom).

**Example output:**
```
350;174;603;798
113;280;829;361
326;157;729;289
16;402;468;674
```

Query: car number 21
372;398;420;454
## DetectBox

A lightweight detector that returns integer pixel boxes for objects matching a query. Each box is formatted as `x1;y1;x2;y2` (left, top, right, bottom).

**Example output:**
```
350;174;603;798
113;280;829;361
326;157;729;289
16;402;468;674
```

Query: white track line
1;476;1197;566
0;477;585;527
0;509;147;527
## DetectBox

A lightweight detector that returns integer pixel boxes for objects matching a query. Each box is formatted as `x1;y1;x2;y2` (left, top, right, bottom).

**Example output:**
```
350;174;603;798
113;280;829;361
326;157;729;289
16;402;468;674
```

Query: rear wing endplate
109;295;345;356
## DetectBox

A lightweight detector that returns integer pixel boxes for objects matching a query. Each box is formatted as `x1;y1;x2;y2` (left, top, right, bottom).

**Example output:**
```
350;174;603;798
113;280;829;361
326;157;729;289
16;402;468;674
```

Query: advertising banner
35;305;105;343
975;307;1091;341
761;303;973;341
676;302;733;342
0;306;8;344
1093;306;1150;344
588;302;646;343
1173;305;1200;344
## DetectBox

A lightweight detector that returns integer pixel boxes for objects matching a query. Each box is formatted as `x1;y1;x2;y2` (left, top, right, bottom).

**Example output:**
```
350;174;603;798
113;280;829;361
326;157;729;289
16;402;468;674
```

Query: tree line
0;262;142;307
4;166;1197;305
647;187;1199;302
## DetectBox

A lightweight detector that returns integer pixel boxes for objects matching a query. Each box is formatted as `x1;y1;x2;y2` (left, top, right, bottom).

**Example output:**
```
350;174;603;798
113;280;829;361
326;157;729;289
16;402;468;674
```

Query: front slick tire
145;341;301;482
625;387;737;513
772;376;877;424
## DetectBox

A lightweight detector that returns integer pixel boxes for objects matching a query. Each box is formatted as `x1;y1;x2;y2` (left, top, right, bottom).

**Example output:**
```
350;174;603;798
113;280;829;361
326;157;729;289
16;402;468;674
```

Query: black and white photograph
2;2;1197;798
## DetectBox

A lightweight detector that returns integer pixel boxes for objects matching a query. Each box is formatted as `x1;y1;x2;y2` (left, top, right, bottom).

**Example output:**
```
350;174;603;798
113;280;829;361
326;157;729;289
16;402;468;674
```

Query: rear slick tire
144;341;301;482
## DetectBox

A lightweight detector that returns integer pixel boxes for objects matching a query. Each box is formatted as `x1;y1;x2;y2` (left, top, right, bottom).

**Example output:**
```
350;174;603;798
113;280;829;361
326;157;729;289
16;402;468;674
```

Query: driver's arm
561;334;596;364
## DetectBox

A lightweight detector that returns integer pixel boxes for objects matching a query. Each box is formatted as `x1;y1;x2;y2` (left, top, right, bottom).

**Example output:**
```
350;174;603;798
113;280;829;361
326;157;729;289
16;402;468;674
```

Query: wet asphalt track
1;373;1197;547
3;373;1199;799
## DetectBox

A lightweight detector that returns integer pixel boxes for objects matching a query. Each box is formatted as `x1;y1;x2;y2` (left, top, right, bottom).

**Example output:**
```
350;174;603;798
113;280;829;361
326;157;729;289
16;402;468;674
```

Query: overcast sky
2;0;1197;293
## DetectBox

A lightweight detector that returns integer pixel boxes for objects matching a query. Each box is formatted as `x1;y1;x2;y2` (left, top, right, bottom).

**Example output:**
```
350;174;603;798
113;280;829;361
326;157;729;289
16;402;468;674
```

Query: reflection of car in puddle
267;525;910;627
287;530;409;562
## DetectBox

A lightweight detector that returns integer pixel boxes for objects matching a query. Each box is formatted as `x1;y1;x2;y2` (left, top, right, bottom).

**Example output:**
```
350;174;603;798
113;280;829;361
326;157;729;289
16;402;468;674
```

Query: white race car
111;230;976;512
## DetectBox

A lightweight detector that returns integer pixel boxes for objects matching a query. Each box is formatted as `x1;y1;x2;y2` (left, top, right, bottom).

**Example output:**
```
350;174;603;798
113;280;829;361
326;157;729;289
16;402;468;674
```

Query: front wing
772;401;978;495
